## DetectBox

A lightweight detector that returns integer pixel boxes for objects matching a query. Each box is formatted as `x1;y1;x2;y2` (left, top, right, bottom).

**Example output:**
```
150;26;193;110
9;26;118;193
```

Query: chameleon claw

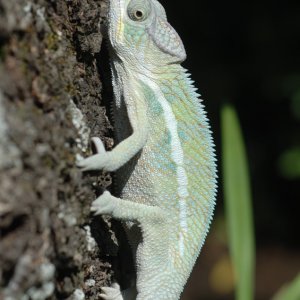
91;137;106;154
76;138;109;171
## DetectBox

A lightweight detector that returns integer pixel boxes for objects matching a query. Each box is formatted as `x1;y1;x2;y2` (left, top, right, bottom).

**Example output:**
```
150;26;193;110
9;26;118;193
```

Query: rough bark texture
0;1;126;299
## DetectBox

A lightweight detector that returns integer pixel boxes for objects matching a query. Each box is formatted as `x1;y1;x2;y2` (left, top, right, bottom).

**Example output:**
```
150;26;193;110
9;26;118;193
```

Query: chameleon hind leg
91;191;170;300
91;191;165;225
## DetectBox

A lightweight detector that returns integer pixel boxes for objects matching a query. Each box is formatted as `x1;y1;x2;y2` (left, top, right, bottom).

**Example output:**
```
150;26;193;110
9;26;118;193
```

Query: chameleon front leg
77;102;149;172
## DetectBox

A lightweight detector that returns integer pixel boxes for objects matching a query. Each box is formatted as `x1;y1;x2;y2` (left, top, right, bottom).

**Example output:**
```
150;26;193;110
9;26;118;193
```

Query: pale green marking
124;23;145;45
140;81;164;115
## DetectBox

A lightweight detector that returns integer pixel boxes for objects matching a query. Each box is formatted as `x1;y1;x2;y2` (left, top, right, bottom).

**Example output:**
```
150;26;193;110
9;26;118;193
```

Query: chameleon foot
100;283;136;300
76;137;109;171
90;191;117;215
100;283;123;300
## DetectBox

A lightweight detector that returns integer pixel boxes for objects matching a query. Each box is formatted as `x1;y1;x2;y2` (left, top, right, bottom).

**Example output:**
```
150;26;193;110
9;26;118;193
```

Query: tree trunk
0;1;124;299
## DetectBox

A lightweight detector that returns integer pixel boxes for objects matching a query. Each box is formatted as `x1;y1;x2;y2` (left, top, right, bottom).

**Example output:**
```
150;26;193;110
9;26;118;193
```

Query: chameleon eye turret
127;0;151;21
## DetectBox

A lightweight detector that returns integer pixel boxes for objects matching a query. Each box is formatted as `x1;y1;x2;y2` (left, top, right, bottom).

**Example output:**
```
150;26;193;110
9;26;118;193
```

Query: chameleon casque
77;0;217;299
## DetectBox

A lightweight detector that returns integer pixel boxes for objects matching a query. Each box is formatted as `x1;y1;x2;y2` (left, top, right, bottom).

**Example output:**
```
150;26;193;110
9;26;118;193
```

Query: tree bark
0;1;123;299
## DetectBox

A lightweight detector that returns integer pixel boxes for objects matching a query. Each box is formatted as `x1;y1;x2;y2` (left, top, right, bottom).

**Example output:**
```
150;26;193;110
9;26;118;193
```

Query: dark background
159;0;300;299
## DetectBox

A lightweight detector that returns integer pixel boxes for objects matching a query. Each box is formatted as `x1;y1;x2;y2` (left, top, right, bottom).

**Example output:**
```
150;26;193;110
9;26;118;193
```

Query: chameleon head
108;0;187;68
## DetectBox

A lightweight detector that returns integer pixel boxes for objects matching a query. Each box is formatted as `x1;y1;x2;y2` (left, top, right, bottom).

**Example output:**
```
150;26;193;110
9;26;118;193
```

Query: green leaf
221;104;256;300
273;273;300;300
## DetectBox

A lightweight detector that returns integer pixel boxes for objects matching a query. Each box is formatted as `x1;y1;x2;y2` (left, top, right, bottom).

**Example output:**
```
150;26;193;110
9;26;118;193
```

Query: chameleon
77;0;217;299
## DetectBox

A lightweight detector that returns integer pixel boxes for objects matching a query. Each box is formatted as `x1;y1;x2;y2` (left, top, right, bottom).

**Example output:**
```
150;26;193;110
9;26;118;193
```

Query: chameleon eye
134;10;144;20
127;0;151;22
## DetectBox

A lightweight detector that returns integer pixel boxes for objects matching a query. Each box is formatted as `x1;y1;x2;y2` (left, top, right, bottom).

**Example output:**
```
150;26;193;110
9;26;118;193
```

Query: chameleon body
77;0;217;299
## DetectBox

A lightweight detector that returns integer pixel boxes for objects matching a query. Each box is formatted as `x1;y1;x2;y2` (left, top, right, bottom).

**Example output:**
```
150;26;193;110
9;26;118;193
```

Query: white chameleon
77;0;217;299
